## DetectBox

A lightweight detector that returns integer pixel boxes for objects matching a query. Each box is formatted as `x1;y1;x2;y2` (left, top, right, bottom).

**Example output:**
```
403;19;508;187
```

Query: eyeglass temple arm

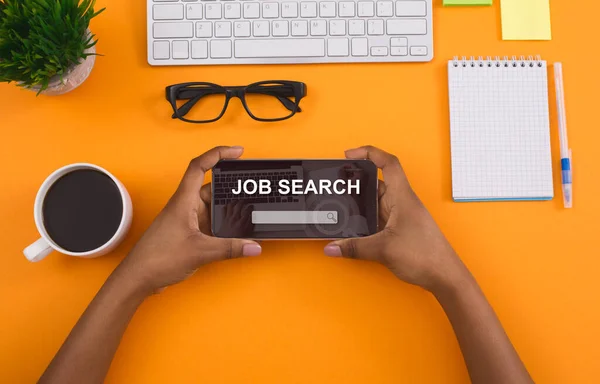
172;94;204;118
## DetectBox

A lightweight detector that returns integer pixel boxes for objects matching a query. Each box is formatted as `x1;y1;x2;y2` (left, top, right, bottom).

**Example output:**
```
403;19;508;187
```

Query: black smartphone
212;160;379;239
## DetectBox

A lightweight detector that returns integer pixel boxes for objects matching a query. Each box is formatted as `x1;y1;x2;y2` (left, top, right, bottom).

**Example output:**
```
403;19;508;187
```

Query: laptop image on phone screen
213;162;306;235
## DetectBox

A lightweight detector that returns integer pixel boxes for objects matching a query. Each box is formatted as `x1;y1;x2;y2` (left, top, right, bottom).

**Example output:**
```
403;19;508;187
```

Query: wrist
427;253;472;297
109;261;155;302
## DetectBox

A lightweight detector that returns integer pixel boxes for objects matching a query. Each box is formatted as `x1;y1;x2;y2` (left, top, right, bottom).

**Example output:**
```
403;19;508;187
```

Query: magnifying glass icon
327;212;337;223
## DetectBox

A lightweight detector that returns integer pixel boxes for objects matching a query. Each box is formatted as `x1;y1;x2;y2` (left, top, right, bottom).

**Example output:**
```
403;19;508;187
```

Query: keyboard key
153;41;170;59
367;19;384;35
272;20;289;36
224;3;241;19
300;2;318;17
205;3;222;19
185;4;203;19
327;38;348;56
351;38;368;56
154;4;184;20
338;2;355;17
291;20;308;36
211;40;231;58
390;37;408;46
396;1;426;16
234;38;325;57
234;21;251;37
215;21;232;37
348;19;365;35
243;2;260;18
371;46;388;56
282;2;299;17
310;19;327;35
320;2;336;17
191;40;209;58
410;46;428;55
172;40;189;58
391;46;407;56
154;22;194;38
196;22;213;37
253;20;270;36
386;19;427;35
358;1;375;17
263;2;279;18
329;20;346;36
376;1;394;17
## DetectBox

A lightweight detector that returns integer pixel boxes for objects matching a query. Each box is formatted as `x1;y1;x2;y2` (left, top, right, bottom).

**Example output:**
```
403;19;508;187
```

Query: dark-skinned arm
324;145;533;384
39;146;262;384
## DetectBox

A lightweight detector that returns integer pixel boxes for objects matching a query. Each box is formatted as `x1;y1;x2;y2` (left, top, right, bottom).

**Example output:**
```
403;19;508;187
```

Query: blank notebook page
448;58;554;201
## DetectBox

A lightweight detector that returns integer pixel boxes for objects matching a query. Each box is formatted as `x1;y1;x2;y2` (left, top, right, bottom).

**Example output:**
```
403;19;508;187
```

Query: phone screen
212;160;378;239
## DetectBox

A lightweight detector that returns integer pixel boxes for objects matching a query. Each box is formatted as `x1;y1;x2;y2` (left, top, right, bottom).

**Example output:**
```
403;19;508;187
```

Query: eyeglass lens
175;85;227;122
244;82;298;120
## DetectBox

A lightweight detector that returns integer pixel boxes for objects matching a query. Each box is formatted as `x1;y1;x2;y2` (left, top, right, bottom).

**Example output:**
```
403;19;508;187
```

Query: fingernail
231;146;244;150
243;243;262;257
324;245;342;257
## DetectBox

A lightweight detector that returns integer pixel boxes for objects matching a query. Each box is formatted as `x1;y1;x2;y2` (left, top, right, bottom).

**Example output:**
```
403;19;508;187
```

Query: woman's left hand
118;146;262;295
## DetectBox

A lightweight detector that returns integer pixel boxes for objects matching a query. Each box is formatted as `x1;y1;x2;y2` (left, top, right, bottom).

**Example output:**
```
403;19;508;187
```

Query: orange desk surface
1;1;599;383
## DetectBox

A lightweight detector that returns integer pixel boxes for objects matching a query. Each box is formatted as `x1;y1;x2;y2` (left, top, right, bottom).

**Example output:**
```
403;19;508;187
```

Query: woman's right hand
323;146;466;293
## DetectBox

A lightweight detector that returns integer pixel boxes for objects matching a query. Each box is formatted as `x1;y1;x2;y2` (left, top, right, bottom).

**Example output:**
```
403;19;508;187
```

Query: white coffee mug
23;163;133;262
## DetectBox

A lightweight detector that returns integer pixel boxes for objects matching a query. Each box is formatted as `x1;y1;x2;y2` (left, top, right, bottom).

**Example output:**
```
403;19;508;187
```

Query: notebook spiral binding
452;55;544;68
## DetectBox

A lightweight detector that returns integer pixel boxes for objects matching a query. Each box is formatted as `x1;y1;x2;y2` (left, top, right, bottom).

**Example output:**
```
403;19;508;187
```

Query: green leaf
0;0;103;93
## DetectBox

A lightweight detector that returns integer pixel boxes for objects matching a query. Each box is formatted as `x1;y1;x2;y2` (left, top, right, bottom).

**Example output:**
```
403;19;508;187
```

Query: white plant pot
29;31;97;96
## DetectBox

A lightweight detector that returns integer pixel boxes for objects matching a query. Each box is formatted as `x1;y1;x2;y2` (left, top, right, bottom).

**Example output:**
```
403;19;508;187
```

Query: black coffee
42;169;123;253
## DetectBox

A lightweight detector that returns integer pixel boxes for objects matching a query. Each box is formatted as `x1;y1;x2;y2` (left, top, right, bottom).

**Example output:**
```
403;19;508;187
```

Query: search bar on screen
252;211;338;225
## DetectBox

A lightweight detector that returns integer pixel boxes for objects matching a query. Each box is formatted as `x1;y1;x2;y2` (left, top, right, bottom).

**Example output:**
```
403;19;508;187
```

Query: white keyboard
147;0;433;66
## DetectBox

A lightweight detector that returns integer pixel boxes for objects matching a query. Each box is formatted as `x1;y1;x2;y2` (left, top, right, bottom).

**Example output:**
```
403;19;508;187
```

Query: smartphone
212;160;378;239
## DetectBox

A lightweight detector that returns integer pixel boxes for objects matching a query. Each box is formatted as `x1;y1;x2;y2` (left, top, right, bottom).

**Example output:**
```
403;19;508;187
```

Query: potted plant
0;0;104;95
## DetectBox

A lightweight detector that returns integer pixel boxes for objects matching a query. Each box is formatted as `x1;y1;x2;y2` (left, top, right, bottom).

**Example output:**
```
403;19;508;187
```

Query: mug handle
24;238;53;262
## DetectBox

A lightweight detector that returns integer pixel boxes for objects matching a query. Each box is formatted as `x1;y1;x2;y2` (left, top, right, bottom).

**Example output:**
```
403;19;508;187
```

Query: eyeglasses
166;80;307;123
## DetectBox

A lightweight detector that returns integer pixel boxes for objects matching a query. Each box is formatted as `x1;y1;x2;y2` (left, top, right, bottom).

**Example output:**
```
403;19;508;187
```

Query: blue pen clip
561;150;573;208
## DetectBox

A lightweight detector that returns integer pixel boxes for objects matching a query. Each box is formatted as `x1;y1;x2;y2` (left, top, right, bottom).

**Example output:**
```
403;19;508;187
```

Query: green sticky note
444;0;492;5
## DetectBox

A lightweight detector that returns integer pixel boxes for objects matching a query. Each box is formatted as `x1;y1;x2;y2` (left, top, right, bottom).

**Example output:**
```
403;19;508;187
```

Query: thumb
324;234;384;261
202;236;262;262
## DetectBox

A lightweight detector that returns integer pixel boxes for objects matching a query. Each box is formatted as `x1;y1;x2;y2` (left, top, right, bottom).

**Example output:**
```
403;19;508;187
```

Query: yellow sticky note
501;0;552;40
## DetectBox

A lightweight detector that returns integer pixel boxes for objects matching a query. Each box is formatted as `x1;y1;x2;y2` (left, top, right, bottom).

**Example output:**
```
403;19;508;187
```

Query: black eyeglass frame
166;80;307;124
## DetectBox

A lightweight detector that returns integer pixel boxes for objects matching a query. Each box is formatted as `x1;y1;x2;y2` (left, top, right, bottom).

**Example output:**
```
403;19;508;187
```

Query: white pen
554;63;573;208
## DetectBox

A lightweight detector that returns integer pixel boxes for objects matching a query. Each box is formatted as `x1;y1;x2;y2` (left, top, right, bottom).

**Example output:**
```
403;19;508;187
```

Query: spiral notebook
448;56;554;202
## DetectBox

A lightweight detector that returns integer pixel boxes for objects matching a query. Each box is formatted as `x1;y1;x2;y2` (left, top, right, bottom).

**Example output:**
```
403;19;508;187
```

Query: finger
198;185;213;234
323;234;385;261
378;179;387;198
232;200;244;217
241;205;254;229
226;202;236;217
344;145;407;188
242;216;253;234
241;203;254;216
180;146;244;196
200;183;212;205
377;179;390;226
201;236;262;262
